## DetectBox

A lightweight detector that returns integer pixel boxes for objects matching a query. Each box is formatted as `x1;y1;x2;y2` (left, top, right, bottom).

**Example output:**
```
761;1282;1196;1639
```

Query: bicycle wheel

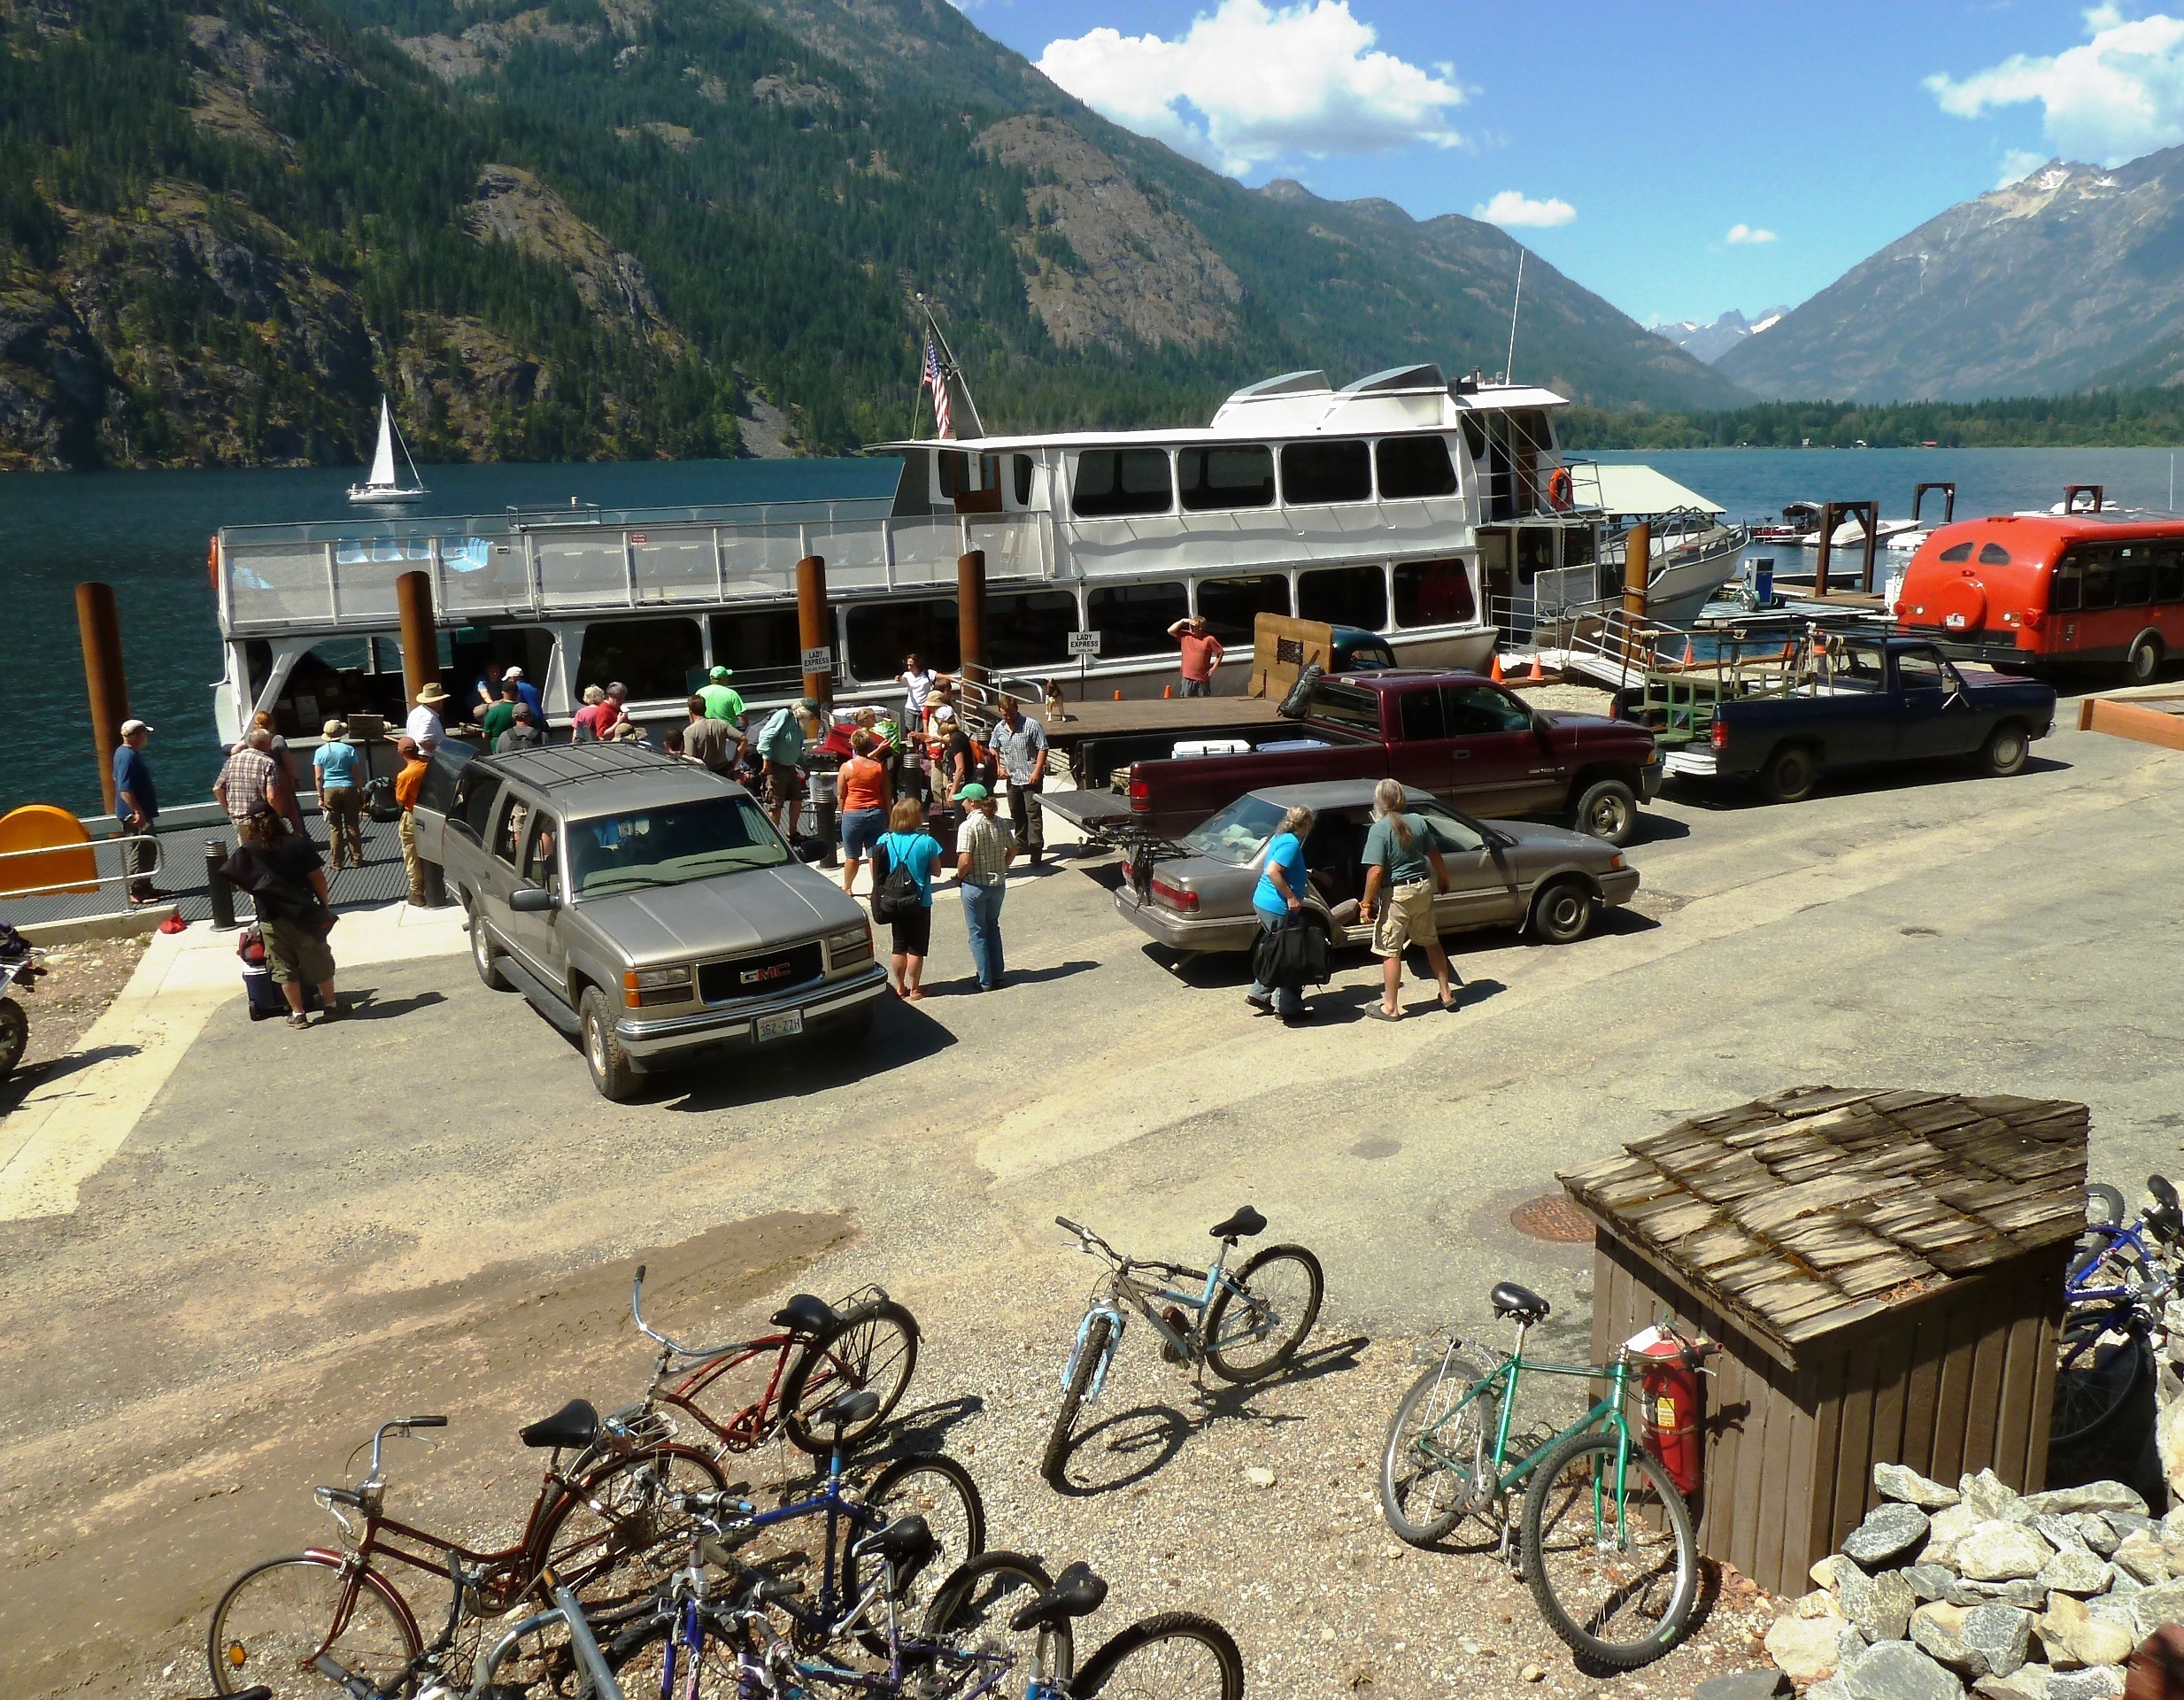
782;1300;921;1456
844;1451;987;1640
1380;1348;1501;1547
207;1555;421;1699
603;1601;749;1700
1204;1244;1323;1382
1072;1612;1244;1700
540;1444;729;1609
915;1551;1065;1696
1520;1429;1697;1669
1042;1313;1112;1486
2052;1325;2152;1448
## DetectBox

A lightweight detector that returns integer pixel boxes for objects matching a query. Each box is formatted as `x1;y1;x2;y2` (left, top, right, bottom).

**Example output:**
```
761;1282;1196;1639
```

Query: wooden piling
396;570;439;713
957;548;988;687
797;554;832;707
1621;523;1650;622
74;582;129;815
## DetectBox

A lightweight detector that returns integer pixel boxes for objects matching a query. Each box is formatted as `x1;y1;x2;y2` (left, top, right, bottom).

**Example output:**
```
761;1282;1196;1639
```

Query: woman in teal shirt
874;797;943;1001
1246;803;1315;1024
312;719;366;872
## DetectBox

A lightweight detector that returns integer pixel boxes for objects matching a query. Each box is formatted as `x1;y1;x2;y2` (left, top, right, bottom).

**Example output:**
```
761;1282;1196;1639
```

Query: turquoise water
4;444;2178;815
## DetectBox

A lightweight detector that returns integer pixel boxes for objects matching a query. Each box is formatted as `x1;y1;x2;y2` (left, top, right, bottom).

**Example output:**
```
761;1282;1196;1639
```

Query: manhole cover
1510;1194;1593;1243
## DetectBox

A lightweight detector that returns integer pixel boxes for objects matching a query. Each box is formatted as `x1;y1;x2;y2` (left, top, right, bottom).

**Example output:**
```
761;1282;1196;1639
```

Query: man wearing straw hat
405;682;451;753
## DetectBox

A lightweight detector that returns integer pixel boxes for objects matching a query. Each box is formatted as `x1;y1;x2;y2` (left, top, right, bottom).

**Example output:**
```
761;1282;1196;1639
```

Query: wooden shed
1558;1086;2087;1596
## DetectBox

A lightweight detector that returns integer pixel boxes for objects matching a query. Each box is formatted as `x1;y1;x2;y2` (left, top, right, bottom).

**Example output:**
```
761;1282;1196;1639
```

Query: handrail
0;834;166;901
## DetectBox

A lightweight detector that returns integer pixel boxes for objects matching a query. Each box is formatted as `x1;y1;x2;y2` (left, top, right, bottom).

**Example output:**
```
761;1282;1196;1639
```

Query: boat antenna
917;293;986;440
1505;249;1524;385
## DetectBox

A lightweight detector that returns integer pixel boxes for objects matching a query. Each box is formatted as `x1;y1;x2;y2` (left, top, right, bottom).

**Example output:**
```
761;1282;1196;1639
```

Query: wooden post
75;582;130;815
1859;504;1878;594
797;554;832;707
1815;505;1836;599
1621;523;1650;620
957;548;988;688
396;569;439;712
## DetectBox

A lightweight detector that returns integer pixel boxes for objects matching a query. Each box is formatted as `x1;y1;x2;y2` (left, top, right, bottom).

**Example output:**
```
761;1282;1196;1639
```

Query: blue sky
959;3;2184;329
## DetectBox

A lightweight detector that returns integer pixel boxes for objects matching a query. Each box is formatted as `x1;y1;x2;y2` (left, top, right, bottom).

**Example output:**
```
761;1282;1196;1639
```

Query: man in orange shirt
834;730;891;894
1166;614;1224;698
393;735;432;907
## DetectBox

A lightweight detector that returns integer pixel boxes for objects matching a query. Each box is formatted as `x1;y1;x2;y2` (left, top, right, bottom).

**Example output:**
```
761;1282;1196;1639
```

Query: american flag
922;332;953;439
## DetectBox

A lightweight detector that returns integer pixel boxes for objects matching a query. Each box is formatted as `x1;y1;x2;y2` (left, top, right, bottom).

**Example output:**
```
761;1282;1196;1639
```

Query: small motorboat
1750;500;1822;544
348;397;427;504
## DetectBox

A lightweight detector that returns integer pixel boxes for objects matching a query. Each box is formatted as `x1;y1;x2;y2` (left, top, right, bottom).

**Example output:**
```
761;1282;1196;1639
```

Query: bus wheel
2125;631;2165;687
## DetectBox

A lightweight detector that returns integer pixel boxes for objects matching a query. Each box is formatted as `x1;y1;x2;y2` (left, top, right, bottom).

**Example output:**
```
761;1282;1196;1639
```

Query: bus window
2157;548;2184;603
2081;550;2119;610
1939;542;1973;562
2116;546;2153;606
1978;543;2011;566
2051;557;2081;612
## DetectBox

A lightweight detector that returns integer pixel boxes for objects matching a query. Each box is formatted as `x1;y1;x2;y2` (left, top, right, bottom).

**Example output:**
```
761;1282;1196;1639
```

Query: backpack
1277;661;1324;720
362;775;401;823
869;837;923;924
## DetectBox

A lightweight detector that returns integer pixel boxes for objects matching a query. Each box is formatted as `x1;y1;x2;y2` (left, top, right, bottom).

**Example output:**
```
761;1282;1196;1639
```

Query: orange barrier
0;805;98;897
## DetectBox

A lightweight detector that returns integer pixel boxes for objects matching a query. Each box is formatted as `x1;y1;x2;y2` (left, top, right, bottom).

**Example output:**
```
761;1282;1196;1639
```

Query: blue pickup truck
1661;636;2058;803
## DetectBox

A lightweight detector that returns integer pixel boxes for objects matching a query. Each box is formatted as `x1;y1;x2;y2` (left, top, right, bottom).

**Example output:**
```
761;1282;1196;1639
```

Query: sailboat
348;397;428;504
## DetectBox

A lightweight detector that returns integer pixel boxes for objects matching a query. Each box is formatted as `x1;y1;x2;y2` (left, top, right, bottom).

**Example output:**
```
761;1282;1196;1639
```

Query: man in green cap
953;781;1014;992
698;665;745;729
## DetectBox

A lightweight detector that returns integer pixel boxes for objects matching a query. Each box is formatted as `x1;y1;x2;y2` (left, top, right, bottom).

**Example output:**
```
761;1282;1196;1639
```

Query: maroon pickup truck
1043;671;1663;846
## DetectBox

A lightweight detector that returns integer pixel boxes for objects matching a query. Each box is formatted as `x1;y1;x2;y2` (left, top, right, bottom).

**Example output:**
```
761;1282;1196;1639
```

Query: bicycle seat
772;1293;839;1335
1209;1205;1267;1240
1009;1562;1108;1633
853;1513;935;1572
817;1389;882;1432
520;1398;600;1450
1490;1281;1551;1324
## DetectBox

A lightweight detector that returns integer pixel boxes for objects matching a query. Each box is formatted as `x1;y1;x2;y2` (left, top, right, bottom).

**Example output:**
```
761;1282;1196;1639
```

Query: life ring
1547;468;1574;510
206;537;220;590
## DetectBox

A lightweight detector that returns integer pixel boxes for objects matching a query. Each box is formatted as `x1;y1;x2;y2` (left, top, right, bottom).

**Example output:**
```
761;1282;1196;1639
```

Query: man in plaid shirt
953;783;1015;993
214;729;282;832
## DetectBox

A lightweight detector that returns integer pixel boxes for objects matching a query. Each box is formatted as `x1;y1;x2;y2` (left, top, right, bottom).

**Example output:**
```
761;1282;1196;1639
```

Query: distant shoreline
1563;391;2184;452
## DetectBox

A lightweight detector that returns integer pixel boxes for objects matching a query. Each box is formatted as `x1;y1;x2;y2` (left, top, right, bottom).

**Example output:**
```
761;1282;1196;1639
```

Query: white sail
367;398;397;490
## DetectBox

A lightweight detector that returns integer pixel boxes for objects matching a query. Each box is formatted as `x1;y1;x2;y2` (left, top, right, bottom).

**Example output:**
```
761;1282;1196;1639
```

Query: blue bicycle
1044;1207;1323;1485
2053;1174;2181;1447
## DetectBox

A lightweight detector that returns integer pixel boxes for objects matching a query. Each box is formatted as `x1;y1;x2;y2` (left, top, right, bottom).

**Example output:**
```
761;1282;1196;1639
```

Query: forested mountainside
0;0;1746;472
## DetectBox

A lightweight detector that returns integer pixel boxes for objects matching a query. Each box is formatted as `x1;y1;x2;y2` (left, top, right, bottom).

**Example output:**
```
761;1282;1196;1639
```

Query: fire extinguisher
1631;1325;1717;1497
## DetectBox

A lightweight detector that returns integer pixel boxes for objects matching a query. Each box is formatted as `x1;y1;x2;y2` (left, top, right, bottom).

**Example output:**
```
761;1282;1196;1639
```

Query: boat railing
215;507;1056;637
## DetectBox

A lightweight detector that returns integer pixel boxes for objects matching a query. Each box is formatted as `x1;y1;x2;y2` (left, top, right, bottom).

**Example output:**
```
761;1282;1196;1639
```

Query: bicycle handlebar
1056;1215;1123;1263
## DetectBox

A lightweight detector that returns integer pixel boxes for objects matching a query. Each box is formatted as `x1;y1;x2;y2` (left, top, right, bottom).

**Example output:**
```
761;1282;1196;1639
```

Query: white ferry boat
208;364;1632;741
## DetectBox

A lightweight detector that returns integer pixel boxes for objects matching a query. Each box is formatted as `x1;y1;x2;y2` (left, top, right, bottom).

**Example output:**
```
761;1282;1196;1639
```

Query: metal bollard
205;841;237;930
807;770;838;869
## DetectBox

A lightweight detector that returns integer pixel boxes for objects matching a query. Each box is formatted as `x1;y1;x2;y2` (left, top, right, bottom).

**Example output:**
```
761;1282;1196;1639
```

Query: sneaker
320;1001;347;1023
1245;993;1273;1015
286;1012;311;1030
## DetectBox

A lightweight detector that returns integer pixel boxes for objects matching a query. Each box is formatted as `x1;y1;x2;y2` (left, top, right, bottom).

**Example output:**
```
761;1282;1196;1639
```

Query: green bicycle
1377;1280;1711;1669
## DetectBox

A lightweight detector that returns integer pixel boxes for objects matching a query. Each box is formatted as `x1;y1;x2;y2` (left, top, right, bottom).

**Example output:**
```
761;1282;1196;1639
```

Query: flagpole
921;298;986;439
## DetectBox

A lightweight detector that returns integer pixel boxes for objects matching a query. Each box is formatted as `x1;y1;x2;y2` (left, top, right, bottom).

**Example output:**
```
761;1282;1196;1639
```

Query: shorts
889;905;932;957
841;807;886;860
1372;878;1438;956
263;916;336;985
764;763;801;809
1183;676;1213;698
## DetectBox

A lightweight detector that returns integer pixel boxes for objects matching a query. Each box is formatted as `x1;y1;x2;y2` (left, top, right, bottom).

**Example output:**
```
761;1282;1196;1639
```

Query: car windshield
1180;792;1290;864
1342;640;1398;670
567;796;788;896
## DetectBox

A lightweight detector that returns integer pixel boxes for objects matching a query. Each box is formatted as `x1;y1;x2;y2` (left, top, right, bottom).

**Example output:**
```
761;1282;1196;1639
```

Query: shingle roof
1558;1086;2088;1363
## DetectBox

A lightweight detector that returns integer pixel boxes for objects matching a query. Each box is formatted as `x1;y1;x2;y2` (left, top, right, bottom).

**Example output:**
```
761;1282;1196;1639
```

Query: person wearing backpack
870;797;941;1000
755;697;820;836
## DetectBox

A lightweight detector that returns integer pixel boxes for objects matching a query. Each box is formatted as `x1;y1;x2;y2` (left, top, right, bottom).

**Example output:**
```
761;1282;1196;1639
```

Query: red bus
1894;514;2184;685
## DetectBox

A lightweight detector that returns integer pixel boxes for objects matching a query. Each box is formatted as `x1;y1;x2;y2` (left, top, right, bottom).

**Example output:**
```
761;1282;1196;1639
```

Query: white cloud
1927;5;2184;165
1472;189;1574;228
1995;147;2051;188
1725;222;1777;244
1037;1;1466;175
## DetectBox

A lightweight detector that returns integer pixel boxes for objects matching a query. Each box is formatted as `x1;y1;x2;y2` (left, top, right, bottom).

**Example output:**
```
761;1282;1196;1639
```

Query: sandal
1367;1006;1402;1023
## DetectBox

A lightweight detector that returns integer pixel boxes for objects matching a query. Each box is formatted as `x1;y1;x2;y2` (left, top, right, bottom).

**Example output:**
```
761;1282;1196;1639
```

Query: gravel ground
7;931;146;1076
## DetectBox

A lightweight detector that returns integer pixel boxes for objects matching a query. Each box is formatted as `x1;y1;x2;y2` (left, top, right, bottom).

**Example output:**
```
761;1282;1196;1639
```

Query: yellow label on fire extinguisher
1655;1395;1677;1426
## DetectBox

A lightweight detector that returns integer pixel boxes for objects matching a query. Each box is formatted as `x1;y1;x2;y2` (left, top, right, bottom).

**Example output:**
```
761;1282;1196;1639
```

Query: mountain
1717;153;2184;401
1651;306;1789;365
0;0;1745;471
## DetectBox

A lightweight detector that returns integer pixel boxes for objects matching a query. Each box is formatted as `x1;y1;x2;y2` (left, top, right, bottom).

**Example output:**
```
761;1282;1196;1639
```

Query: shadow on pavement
1664;751;2072;812
663;1000;957;1111
0;1041;143;1113
340;989;449;1021
1624;812;1691;846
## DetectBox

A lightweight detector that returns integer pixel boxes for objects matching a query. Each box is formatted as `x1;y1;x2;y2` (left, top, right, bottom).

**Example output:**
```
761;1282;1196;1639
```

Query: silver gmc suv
432;743;885;1099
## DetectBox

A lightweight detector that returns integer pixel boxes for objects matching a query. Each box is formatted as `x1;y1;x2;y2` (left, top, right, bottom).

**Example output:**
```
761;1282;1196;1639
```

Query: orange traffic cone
1163;684;1173;699
1525;655;1545;683
1114;689;1123;700
1490;653;1506;683
1681;638;1696;668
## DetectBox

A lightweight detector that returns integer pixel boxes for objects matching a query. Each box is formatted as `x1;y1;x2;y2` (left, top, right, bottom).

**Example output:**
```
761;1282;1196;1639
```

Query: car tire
1978;720;2029;778
1529;878;1593;945
2125;630;2164;687
1759;744;1818;804
579;985;642;1102
1570;778;1637;846
470;907;513;992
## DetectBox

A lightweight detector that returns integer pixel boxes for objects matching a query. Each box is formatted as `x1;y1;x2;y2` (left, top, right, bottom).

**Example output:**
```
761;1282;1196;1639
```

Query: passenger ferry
209;364;1640;741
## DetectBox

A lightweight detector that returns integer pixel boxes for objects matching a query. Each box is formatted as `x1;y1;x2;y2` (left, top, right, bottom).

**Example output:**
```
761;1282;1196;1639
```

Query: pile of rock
1763;1463;2182;1698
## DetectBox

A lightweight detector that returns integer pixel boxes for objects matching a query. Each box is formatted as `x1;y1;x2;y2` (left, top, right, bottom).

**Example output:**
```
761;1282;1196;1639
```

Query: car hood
1481;818;1616;855
572;863;864;962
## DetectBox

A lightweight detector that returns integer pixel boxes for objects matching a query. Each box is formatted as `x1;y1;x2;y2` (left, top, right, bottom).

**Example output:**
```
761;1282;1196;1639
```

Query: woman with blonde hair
1246;802;1316;1025
872;796;942;999
1360;777;1458;1020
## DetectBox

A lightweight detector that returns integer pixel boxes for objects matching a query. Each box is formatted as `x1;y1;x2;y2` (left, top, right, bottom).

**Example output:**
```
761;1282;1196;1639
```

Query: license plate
756;1009;803;1043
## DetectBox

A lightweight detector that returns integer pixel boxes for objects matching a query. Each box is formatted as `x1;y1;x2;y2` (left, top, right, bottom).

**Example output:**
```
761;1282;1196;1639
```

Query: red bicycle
206;1407;727;1698
628;1264;920;1457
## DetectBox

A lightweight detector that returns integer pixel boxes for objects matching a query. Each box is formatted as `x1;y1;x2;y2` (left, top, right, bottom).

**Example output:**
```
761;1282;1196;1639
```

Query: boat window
1297;564;1386;630
1938;542;1974;563
1415;803;1486;854
1516;529;1555;584
1305;682;1383;734
277;636;413;735
1195;574;1290;646
1013;453;1034;507
576;617;703;702
709;609;805;695
2155;547;2184;603
846;597;961;684
2081;549;2119;610
1071;449;1173;518
1087;581;1190;658
2050;557;2082;612
1398;687;1447;741
1442;684;1532;735
1280;440;1372;506
1180;792;1289;865
568;796;788;897
1978;543;2012;566
1375;434;1458;499
1562;526;1596;568
988;591;1081;668
936;451;970;499
1393;559;1476;629
1178;444;1276;511
2116;545;2153;606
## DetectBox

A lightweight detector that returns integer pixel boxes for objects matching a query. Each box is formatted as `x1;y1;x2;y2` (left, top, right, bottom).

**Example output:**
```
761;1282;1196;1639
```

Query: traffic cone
1525;655;1545;683
1113;689;1123;700
1490;653;1506;683
1163;684;1173;699
1681;638;1696;668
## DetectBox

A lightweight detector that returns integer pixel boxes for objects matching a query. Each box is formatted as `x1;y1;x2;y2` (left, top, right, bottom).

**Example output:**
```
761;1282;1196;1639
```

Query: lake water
4;444;2177;815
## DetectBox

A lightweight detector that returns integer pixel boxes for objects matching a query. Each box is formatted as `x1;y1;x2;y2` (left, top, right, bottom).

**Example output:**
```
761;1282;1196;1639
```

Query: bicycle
2053;1174;2182;1447
1378;1280;1709;1669
630;1264;921;1458
208;1409;727;1697
1045;1207;1323;1485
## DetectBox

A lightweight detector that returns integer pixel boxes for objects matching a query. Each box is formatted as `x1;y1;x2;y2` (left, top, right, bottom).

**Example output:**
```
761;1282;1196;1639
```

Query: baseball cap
932;706;955;722
956;782;989;801
120;718;153;735
710;666;733;681
799;696;821;714
503;666;524;680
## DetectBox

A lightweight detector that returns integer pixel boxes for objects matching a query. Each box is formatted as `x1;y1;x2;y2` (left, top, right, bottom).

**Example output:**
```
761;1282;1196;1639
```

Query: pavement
3;707;2182;1698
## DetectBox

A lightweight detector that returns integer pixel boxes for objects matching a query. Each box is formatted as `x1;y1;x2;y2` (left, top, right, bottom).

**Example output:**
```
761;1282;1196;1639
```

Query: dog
1043;679;1074;723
